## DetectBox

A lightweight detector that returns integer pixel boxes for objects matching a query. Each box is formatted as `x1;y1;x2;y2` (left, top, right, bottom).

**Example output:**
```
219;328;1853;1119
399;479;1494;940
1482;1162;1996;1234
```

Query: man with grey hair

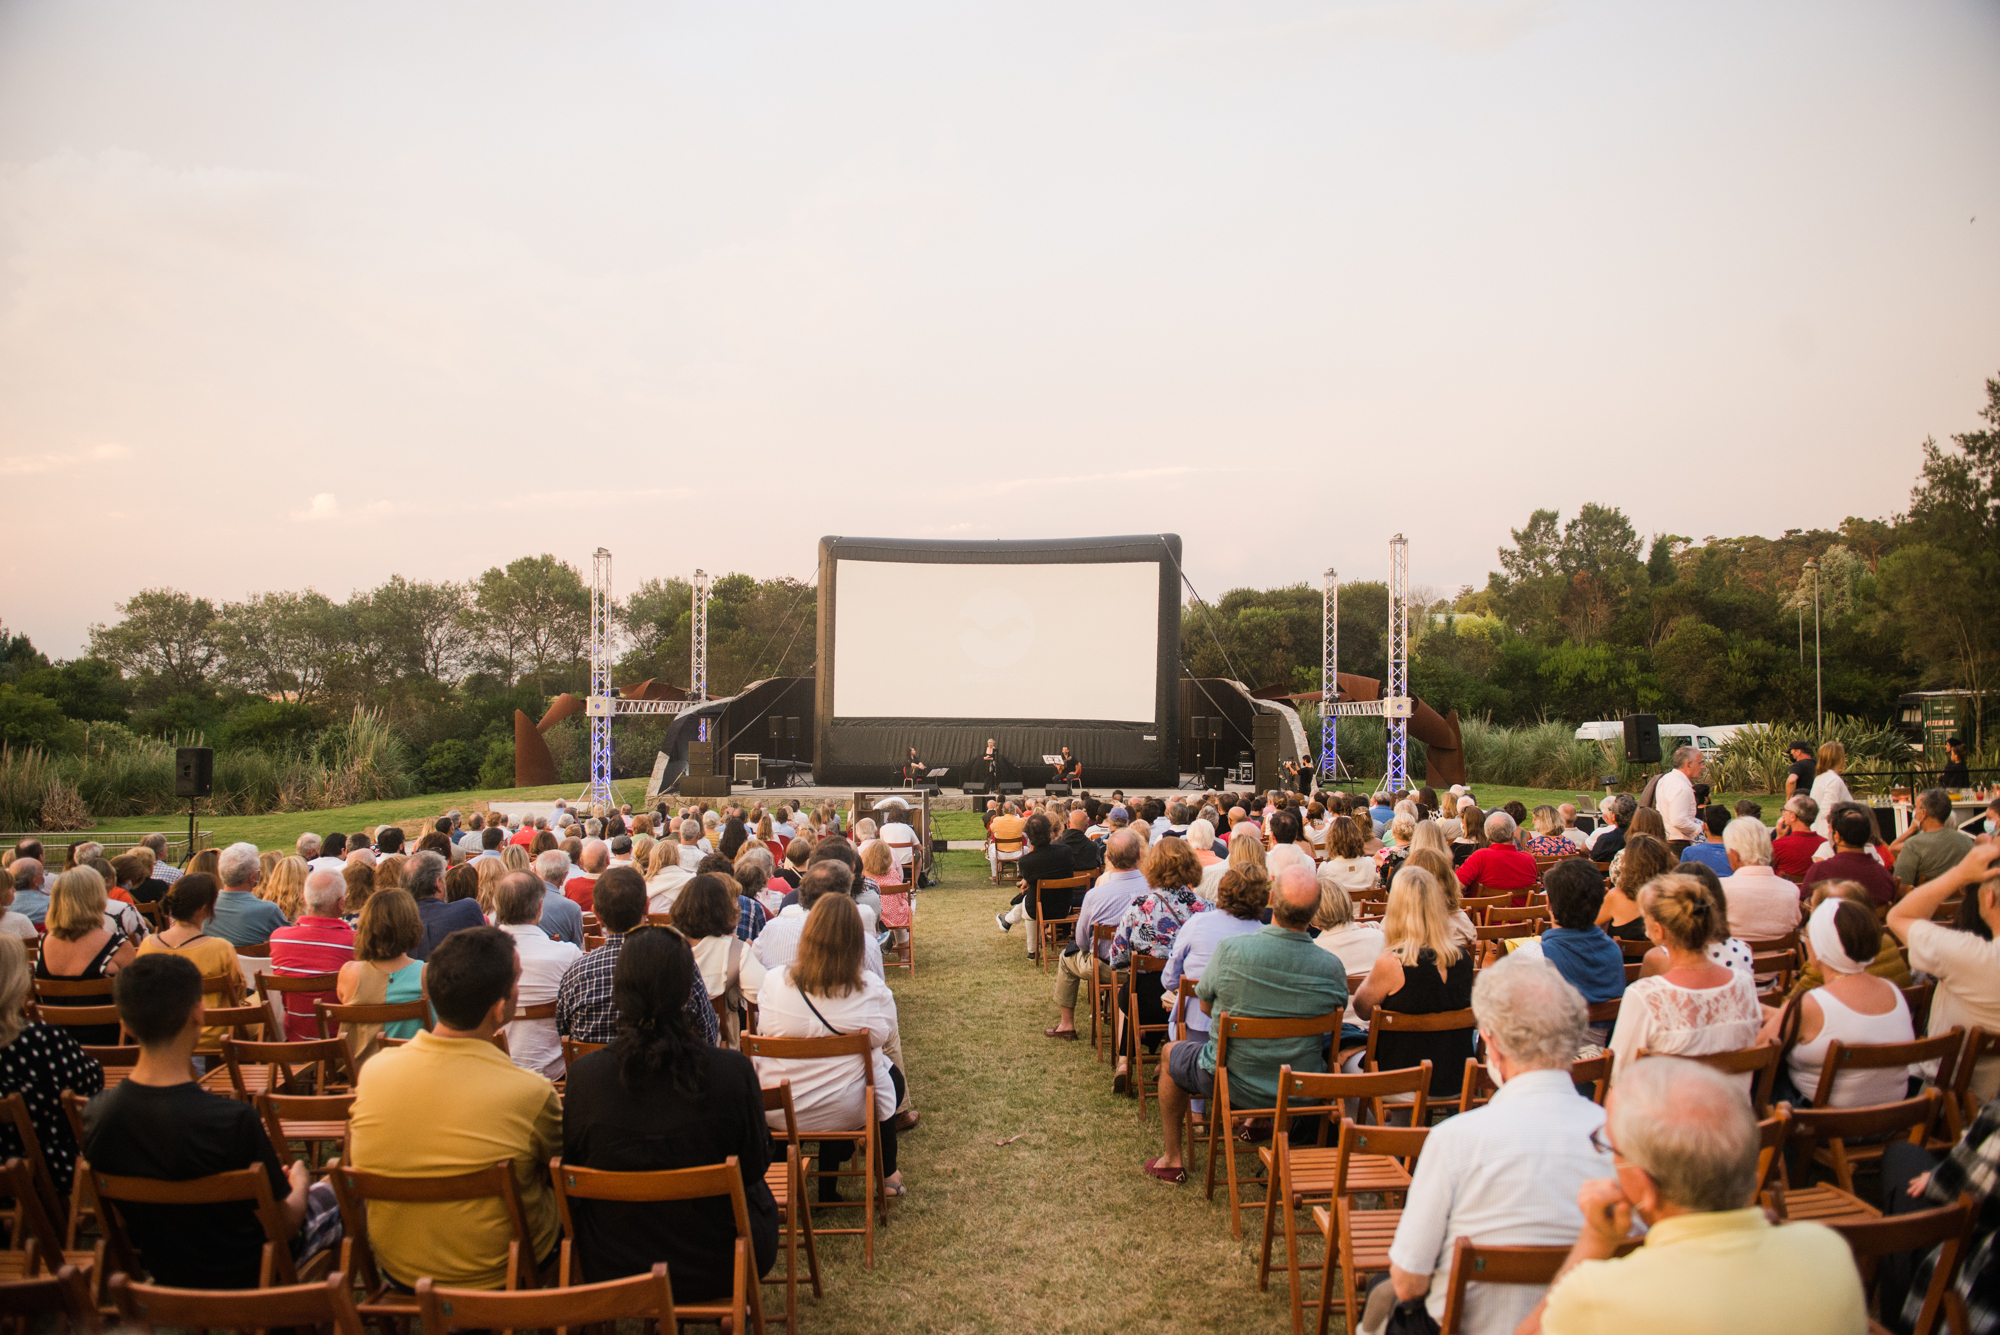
295;832;322;862
1149;799;1190;846
1716;815;1799;940
753;860;883;978
1455;811;1538;901
1893;786;1975;887
532;849;584;946
1520;1057;1865;1335
677;818;706;872
9;859;49;926
266;870;355;1040
140;834;182;885
406;849;482;960
1653;745;1704;853
1362;955;1611;1335
1043;828;1149;1042
210;842;289;946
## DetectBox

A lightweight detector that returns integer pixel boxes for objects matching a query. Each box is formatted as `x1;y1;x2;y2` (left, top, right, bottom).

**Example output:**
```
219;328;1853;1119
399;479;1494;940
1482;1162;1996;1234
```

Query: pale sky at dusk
2;0;1997;656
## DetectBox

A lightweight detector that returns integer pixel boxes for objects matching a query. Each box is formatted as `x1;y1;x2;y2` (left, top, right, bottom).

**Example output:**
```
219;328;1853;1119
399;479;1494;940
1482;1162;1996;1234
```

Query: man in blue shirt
1369;792;1395;836
406;851;485;961
1680;806;1735;879
532;849;586;946
1043;830;1149;1042
209;843;290;947
9;859;49;926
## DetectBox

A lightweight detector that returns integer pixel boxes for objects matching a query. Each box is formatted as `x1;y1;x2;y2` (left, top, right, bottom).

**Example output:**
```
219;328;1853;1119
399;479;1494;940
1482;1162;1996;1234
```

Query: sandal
882;1177;908;1199
1142;1157;1188;1184
1044;1026;1079;1041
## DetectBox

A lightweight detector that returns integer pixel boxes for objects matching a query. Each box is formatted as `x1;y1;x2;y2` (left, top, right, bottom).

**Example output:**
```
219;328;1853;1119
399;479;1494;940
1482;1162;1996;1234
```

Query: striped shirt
268;916;357;1041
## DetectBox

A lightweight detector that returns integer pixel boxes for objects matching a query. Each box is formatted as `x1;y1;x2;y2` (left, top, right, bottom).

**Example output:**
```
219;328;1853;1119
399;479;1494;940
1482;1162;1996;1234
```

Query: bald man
1145;863;1348;1183
266;868;355;1040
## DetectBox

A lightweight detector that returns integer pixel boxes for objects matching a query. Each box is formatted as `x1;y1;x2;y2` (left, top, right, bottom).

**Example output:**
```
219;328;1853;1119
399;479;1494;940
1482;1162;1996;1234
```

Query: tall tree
470;555;591;691
363;576;478;684
88;588;227;695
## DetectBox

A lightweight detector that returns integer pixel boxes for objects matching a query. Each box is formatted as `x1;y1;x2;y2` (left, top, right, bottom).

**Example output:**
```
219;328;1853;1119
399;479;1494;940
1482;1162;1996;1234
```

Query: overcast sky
2;0;1997;657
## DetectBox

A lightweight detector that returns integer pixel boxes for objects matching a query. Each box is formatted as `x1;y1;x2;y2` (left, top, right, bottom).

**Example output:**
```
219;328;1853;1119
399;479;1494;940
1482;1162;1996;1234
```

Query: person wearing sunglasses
1517;1055;1867;1335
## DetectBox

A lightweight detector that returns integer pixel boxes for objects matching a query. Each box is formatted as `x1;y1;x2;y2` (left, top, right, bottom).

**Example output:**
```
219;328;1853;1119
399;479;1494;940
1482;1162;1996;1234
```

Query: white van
1573;720;1734;754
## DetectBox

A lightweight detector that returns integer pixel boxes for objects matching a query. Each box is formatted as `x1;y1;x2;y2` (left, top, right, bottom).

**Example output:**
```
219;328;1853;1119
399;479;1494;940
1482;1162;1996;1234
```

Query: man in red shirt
266;870;356;1041
1770;796;1825;879
508;816;536;848
1456;810;1540;905
564;839;608;911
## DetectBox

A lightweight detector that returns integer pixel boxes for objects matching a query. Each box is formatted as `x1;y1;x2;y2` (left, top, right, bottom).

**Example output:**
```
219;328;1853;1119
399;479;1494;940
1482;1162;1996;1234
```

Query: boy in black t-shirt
82;955;336;1288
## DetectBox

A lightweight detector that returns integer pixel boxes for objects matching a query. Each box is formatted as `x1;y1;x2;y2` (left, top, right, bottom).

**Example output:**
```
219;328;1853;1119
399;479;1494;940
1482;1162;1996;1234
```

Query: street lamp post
1803;558;1822;733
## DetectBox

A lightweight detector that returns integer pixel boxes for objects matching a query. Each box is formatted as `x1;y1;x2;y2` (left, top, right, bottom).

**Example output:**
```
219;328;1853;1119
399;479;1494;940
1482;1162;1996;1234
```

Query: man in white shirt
771;807;796;840
1559;803;1591;851
754;862;883;979
492;872;581;1080
877;807;920;878
1149;800;1191;846
1586;797;1622;851
1716;817;1802;941
1371;954;1613;1335
1653;746;1705;852
676;819;707;872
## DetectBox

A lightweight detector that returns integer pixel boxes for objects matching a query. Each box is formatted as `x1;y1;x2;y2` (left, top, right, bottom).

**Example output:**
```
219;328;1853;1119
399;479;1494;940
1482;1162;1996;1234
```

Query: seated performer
901;747;926;787
1053;746;1082;786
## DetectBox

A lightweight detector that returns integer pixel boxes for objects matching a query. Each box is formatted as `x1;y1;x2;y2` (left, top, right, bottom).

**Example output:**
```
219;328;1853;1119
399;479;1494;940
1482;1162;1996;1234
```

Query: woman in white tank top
1764;896;1914;1107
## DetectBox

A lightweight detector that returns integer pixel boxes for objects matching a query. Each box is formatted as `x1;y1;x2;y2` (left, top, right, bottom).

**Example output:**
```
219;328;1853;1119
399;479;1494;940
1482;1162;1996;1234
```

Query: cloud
290;492;342;522
0;442;130;476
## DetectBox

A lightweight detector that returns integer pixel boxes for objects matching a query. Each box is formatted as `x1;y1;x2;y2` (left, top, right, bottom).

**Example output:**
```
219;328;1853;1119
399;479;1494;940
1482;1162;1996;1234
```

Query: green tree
89;588;227;695
221;590;351;706
470;555;591;691
362;576;478;685
0;685;68;749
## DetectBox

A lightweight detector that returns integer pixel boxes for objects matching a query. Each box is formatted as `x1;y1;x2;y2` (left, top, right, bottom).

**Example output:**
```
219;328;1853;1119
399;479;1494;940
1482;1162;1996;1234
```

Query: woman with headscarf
1761;895;1913;1107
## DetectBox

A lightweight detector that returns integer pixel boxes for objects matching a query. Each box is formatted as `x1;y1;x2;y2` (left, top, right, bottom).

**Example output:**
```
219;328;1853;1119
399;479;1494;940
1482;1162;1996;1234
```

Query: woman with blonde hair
861;838;900;888
474;856;508;916
1525;806;1574;858
260;856;309;922
0;935;101;1196
341;860;374;921
37;866;138;1044
1313;879;1386;1036
1376;812;1418;886
500;845;532;875
1810;740;1854;839
630;836;655;874
1407;819;1451;862
1403;846;1478;951
258;850;281;884
185;848;220;880
1351;866;1475;1095
753;894;907;1201
1199;825;1267;902
1606;873;1763;1083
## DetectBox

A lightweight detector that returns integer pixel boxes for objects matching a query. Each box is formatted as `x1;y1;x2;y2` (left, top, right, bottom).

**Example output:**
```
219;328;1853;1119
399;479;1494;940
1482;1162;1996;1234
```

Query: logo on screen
956;589;1035;669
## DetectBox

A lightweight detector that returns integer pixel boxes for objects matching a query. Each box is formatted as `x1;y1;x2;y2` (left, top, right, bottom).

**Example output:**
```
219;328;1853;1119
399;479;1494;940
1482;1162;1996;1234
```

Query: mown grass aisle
803;850;1325;1335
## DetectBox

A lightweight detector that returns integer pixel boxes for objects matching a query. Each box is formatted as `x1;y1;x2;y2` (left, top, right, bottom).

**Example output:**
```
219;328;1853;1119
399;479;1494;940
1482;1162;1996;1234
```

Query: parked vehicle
1573;720;1740;755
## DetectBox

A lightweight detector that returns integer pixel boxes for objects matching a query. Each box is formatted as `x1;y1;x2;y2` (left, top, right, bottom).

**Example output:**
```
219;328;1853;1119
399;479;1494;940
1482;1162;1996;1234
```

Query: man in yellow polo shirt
1519;1055;1866;1335
347;926;562;1289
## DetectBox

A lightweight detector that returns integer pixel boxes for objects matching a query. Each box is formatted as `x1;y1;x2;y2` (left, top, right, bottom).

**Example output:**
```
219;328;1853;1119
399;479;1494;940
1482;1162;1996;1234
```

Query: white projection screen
833;560;1158;721
815;535;1182;786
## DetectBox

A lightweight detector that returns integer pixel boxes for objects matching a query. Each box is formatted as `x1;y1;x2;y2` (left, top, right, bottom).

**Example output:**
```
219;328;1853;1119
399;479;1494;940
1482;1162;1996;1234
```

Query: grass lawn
792;848;1342;1335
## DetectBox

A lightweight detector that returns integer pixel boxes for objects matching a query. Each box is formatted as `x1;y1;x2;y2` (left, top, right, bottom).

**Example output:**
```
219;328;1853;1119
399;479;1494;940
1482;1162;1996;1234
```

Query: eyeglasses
1588;1126;1617;1158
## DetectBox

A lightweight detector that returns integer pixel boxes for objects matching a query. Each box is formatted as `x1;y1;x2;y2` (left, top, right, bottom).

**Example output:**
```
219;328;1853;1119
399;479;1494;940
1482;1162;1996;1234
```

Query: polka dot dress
0;1022;104;1195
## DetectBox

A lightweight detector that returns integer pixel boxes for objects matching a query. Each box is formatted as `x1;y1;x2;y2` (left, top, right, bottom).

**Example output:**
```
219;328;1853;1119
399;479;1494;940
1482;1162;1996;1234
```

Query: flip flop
1142;1158;1188;1184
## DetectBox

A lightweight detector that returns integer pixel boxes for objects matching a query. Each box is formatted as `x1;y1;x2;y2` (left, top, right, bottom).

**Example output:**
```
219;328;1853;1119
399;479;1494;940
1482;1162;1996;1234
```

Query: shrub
420;739;480;793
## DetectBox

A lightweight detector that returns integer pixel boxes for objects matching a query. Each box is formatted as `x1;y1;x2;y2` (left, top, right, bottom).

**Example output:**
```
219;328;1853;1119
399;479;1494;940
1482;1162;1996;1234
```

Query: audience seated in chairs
1162;866;1274;1061
676;874;767;1047
1351;866;1476;1097
37;866;137;1045
1146;862;1346;1184
559;926;779;1294
1044;828;1149;1042
1511;859;1626;1013
1518;1056;1867;1335
347;926;562;1288
995;814;1077;953
82;953;339;1287
493;872;581;1079
754;894;910;1201
1888;838;2000;1105
757;860;885;981
559;868;717;1048
1362;954;1612;1335
0;935;100;1197
266;870;355;1042
1605;875;1762;1085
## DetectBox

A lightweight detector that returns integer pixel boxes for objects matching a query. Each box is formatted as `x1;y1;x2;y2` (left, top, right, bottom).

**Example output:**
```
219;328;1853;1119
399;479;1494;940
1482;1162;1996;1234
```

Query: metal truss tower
692;569;711;743
1386;534;1411;793
1320;569;1339;783
581;548;618;809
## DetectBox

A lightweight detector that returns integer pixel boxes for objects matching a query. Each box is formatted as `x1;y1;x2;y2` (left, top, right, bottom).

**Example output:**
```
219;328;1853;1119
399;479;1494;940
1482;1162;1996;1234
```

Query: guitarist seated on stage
1052;746;1082;787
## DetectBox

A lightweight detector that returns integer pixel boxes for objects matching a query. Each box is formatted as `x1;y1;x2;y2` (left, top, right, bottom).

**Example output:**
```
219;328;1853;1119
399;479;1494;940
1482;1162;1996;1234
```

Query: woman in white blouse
673;873;767;1046
1608;873;1763;1084
1316;817;1377;897
753;894;907;1201
1809;740;1855;840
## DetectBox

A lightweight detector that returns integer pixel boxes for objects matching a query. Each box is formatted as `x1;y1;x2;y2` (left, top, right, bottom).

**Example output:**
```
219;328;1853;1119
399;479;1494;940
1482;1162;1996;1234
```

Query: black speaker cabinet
1209;718;1223;740
686;740;716;772
1203;765;1227;789
681;775;731;798
963;780;987;795
175;747;214;798
1045;782;1071;796
1622;715;1662;765
998;781;1023;796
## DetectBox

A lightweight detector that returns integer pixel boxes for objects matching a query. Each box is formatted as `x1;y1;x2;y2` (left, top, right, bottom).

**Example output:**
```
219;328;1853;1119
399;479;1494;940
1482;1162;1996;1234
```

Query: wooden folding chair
988;834;1024;885
1436;1237;1570;1335
254;971;342;1043
254;1092;354;1175
1827;1194;1978;1335
1809;1028;1965;1155
32;1005;127;1050
1455;1051;1611;1115
1781;1091;1941;1220
1638;1042;1781;1116
0;1093;69;1236
1168;978;1209;1162
1205;1010;1346;1238
0;1261;100;1334
1;1158;102;1295
758;1080;821;1327
1362;1007;1478;1104
1026;875;1090;972
419;1262;680;1335
313;997;433;1060
563;1038;608;1068
739;1032;886;1269
1089;924;1118;1061
1903;979;1938;1037
220;1035;359;1099
1310;1118;1433;1335
1456;894;1513;923
109;1270;361;1335
1953;1028;2000;1127
1484;904;1550;928
1257;1064;1431;1335
1125;955;1171;1115
83;1156;331;1289
328;1158;541;1321
550;1158;761;1334
194;1002;282;1094
878;887;914;976
1584;996;1621;1033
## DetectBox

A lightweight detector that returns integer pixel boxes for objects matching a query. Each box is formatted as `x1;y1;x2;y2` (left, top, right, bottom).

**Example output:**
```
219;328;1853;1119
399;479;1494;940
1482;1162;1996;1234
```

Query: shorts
1167;1037;1215;1099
